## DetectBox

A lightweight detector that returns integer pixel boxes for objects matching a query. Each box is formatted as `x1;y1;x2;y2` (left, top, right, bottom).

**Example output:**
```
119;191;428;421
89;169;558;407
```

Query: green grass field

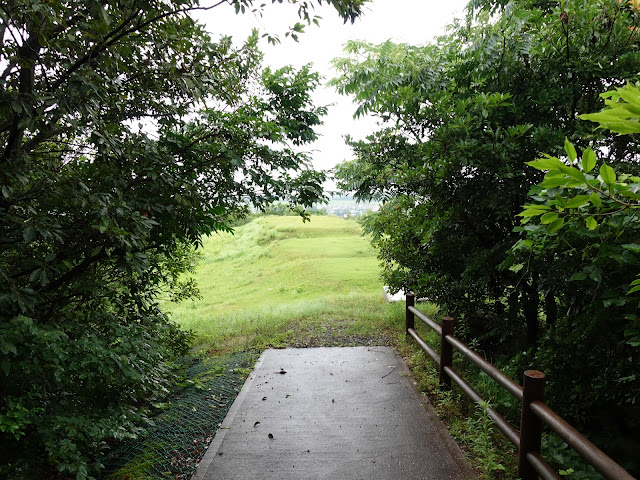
163;215;412;352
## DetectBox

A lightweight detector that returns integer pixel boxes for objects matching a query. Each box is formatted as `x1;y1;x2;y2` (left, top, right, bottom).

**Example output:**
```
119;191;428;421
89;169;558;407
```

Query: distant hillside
162;215;393;351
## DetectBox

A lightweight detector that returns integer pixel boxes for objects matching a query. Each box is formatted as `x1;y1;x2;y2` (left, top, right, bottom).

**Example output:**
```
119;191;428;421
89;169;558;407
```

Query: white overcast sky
197;0;469;190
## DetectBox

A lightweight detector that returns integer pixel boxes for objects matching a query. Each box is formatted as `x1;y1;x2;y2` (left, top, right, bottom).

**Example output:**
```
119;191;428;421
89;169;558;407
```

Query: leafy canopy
0;0;367;478
332;0;640;473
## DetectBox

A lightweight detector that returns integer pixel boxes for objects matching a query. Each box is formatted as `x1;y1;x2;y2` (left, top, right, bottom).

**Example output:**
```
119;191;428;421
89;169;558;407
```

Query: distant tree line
261;201;328;216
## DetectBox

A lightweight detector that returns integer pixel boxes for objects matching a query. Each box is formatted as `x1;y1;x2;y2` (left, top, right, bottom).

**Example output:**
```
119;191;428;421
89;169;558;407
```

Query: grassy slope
163;216;409;352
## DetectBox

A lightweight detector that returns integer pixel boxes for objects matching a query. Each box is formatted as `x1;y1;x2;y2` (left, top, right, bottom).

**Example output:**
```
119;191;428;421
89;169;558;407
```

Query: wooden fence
405;293;636;480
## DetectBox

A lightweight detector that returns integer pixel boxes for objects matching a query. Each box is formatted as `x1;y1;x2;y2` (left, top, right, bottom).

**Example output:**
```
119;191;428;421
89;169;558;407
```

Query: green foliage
333;0;640;344
542;435;603;480
332;0;640;475
0;314;192;479
463;401;507;479
580;83;640;134
0;0;366;478
510;84;640;476
515;143;640;319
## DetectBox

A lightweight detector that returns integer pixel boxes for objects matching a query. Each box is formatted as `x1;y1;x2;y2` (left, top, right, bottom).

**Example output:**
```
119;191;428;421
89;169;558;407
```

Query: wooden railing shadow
404;293;636;480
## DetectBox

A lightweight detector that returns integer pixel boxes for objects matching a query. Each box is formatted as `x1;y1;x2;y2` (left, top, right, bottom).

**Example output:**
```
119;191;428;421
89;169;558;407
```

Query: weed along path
193;347;476;480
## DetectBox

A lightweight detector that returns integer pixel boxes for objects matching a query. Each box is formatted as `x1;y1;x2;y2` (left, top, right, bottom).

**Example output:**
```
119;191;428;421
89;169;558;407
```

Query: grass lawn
162;215;417;353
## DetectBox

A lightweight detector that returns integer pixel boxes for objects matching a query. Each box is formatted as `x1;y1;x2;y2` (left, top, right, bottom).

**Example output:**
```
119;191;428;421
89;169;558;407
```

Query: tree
0;0;366;477
332;0;640;344
511;83;640;475
332;0;640;473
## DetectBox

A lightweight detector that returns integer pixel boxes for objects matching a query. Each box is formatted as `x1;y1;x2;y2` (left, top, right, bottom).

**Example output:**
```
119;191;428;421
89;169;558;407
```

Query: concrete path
194;347;476;480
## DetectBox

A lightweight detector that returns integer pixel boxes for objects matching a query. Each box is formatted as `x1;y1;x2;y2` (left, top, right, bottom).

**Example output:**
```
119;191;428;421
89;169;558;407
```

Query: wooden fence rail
404;293;636;480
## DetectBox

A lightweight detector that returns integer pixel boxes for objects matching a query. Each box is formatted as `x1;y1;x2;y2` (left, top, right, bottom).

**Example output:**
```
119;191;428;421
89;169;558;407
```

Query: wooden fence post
405;293;415;339
518;370;545;480
439;317;455;388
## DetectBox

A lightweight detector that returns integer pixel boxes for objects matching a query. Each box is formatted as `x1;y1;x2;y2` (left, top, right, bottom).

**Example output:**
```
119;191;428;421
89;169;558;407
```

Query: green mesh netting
100;351;259;480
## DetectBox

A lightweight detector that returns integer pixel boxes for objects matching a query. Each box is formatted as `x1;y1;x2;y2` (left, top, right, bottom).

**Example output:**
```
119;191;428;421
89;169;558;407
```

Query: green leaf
98;4;110;25
518;205;551;217
619;190;640;200
526;156;564;171
544;170;566;179
540;212;558;224
29;269;42;283
585;217;597;230
540;177;569;188
603;297;627;308
565;178;589;187
563;195;590;209
23;227;35;243
622;243;640;252
570;272;587;281
547;217;564;234
0;340;17;355
509;263;524;273
600;163;616;185
564;138;577;162
628;285;640;295
589;193;602;208
579;109;640;134
581;148;596;173
615;84;640;115
558;165;586;182
554;194;566;207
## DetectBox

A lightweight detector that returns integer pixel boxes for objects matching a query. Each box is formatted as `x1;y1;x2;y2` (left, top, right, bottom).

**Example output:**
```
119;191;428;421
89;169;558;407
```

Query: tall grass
163;216;406;352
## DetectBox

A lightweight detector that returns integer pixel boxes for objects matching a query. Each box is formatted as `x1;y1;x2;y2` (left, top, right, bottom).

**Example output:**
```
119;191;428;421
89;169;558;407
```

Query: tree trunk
544;289;557;328
523;275;539;348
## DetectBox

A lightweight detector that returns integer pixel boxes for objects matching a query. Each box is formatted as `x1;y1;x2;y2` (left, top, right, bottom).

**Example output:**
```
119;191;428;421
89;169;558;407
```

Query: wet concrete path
193;347;476;480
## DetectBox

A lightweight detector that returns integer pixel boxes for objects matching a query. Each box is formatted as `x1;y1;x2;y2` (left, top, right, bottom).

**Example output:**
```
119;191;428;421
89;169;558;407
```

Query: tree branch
1;28;41;163
50;1;228;94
